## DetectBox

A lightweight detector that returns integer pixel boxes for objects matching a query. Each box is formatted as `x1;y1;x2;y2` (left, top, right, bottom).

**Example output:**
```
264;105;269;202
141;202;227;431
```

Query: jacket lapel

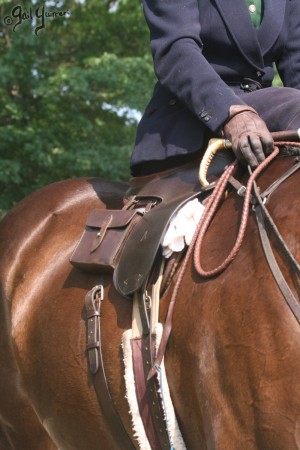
214;0;287;72
214;0;264;71
257;0;287;54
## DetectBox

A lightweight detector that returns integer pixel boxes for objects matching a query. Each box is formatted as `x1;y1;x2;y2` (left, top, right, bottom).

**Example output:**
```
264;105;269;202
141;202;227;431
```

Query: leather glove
223;105;274;167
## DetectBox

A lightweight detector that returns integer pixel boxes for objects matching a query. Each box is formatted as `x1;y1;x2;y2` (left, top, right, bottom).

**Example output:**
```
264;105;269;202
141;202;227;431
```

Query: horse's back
0;177;129;450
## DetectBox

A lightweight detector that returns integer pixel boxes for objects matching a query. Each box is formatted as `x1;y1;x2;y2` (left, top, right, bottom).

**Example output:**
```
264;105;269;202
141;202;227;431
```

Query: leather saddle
113;149;235;296
70;149;234;296
114;161;209;296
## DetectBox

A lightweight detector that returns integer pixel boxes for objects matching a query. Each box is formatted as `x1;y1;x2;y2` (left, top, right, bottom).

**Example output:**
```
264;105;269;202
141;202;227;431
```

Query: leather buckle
85;285;104;374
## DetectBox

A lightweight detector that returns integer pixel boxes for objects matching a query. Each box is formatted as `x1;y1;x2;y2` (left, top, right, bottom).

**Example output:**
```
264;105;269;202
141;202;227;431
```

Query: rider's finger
238;135;259;167
248;135;265;163
261;134;274;155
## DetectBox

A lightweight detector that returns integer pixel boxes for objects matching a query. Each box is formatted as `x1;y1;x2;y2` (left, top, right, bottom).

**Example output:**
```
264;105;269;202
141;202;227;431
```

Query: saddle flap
113;191;203;296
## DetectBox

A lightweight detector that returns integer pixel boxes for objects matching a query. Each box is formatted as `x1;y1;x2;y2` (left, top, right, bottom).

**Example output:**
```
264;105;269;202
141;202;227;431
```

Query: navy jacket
131;0;300;173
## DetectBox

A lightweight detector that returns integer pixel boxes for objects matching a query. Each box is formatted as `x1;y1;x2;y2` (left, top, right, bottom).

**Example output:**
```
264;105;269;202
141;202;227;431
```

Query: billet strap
130;269;173;449
85;286;136;450
131;334;171;450
150;260;165;334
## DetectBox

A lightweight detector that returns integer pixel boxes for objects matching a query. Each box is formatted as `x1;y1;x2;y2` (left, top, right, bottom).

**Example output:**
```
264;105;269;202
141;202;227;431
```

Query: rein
251;153;300;323
149;142;300;380
252;154;300;278
193;146;279;277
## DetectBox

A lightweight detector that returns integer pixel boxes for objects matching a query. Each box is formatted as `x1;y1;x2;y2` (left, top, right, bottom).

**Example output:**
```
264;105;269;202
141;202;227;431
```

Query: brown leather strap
90;214;113;252
260;155;300;201
131;334;171;450
85;286;136;450
137;289;150;336
141;334;171;450
271;130;300;142
251;162;300;276
254;205;300;323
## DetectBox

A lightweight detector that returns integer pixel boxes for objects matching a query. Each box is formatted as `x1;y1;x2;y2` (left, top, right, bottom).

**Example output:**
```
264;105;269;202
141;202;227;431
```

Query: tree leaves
0;0;155;216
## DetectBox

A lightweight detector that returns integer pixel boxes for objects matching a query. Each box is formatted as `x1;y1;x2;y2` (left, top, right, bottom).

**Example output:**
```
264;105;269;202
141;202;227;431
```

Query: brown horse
0;154;299;450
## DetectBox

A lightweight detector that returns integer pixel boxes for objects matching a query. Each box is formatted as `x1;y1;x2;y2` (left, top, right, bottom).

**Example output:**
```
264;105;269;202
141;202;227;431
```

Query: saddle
71;162;202;278
114;161;210;296
70;149;234;296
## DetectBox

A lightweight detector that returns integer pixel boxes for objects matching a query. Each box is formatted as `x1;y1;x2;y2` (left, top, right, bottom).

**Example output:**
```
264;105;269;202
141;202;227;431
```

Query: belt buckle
240;77;262;92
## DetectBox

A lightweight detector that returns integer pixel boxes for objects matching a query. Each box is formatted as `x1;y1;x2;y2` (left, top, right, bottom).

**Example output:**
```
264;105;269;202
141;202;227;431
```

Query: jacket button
169;98;177;106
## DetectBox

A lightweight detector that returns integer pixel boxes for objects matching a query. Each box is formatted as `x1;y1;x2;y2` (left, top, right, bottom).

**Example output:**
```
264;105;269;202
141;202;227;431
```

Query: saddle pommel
199;138;231;187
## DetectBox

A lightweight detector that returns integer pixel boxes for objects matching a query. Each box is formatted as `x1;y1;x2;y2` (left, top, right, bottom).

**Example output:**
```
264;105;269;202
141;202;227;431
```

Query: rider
130;0;300;176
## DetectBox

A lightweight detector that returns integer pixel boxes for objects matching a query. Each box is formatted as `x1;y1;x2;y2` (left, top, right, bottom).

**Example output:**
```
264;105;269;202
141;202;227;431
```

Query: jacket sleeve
276;0;300;89
142;0;246;132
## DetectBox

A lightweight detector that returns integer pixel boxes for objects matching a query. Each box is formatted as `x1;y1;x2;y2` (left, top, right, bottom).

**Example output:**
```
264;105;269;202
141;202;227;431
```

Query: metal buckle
237;185;246;197
240;78;262;92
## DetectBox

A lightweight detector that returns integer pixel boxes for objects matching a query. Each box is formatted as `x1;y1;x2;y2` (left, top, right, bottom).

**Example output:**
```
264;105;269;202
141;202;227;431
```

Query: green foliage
0;0;156;216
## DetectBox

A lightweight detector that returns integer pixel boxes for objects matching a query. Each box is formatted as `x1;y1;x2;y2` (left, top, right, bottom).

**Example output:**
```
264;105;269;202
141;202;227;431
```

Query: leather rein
252;159;300;323
149;142;300;380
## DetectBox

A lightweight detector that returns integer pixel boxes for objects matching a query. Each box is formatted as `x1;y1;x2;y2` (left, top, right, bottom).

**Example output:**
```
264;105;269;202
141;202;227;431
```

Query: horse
0;151;299;450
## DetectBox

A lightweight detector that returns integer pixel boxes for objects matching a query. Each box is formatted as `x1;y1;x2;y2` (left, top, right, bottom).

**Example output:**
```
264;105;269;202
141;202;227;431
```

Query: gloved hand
223;105;274;167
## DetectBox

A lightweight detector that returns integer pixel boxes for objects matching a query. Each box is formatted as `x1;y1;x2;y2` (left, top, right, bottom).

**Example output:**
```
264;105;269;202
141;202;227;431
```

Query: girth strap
131;333;172;450
85;286;136;450
133;289;173;449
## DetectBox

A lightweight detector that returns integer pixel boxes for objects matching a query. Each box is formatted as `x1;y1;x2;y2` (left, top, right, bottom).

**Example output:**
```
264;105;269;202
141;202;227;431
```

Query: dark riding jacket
130;0;300;174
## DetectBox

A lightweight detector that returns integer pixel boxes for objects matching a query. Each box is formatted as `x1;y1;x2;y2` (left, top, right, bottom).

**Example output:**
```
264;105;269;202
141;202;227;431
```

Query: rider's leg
241;86;300;132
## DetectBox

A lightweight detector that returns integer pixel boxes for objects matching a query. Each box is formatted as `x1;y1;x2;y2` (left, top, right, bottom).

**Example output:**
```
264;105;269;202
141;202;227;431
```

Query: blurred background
0;0;156;217
0;0;282;217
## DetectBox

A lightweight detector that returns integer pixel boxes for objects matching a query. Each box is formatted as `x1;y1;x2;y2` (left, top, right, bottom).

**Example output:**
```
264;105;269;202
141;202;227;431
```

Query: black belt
240;77;263;92
227;78;272;92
